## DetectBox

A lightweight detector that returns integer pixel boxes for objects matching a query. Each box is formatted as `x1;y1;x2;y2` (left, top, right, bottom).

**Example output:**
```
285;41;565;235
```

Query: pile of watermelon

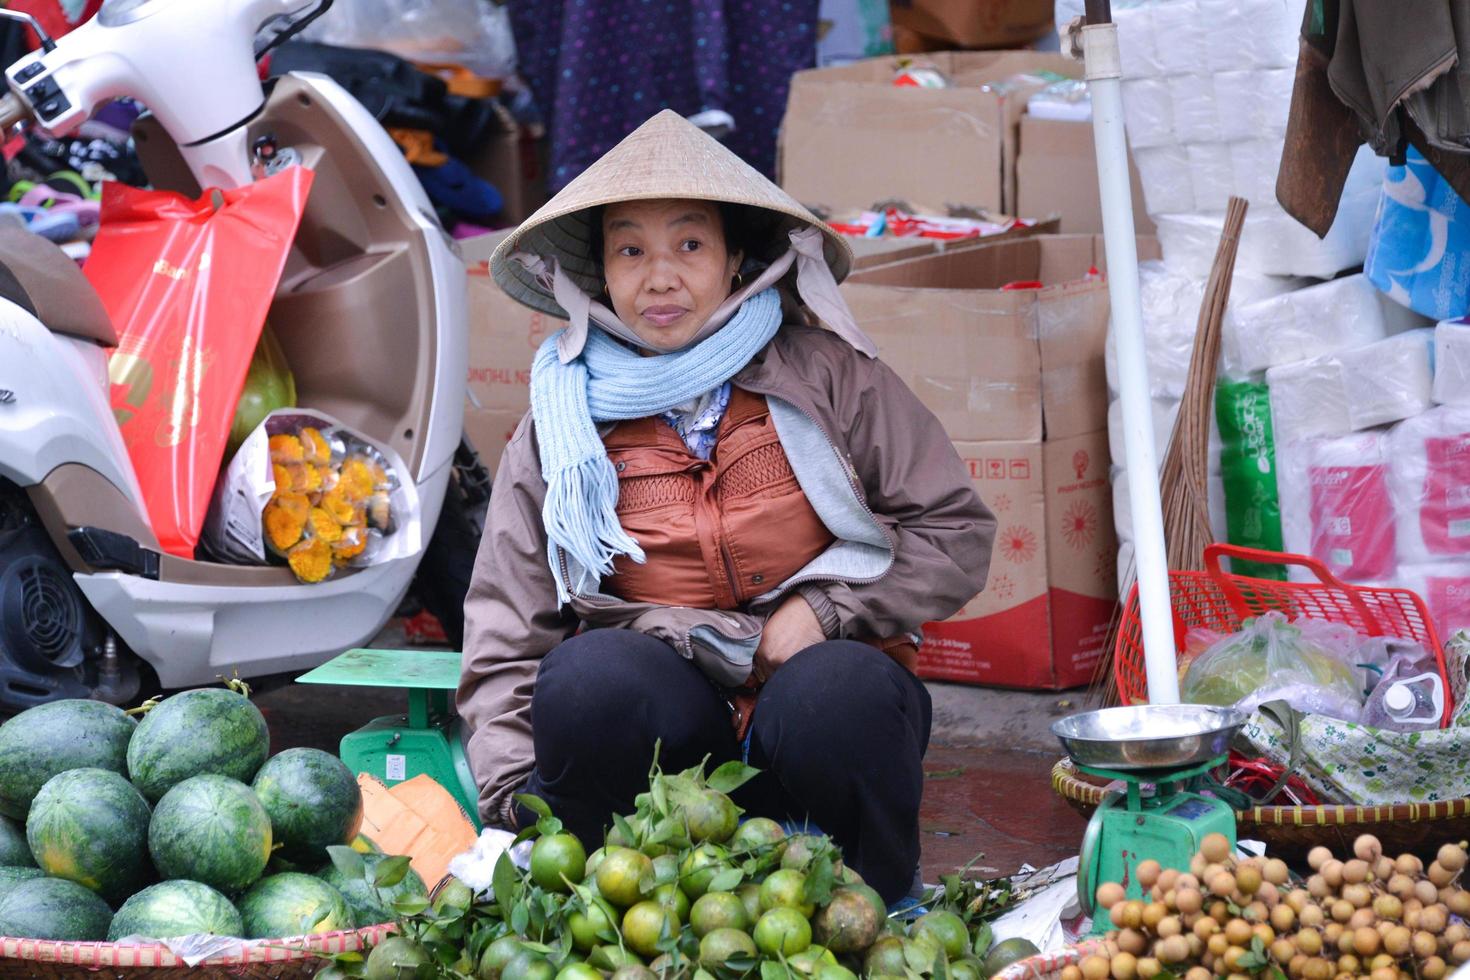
0;687;426;944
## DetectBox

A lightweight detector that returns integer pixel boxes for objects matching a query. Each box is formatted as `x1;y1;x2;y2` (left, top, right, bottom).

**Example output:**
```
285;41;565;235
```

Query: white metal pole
1081;18;1180;705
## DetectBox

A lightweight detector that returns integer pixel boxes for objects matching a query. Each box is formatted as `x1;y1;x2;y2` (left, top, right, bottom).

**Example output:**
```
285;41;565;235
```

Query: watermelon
0;699;135;818
108;880;244;941
149;775;272;896
252;748;363;865
26;768;152;904
127;688;269;802
0;876;113;940
350;833;383;855
237;873;354;938
0;816;32;867
0;866;44;901
316;853;428;927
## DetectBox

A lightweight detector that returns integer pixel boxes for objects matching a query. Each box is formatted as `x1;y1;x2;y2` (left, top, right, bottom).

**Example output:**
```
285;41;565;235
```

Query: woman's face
601;199;742;351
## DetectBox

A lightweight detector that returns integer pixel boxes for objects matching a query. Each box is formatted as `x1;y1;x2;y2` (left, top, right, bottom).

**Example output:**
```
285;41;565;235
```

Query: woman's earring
732;271;744;290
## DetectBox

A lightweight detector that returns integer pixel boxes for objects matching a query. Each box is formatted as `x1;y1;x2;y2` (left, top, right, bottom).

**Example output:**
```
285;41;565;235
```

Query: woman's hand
752;594;826;684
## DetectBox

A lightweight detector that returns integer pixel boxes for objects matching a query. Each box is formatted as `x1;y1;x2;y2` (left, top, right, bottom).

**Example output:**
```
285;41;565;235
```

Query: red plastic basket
1114;544;1454;726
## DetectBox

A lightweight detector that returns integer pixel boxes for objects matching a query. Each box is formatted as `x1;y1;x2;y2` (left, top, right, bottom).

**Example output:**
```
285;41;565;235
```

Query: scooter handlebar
0;92;30;132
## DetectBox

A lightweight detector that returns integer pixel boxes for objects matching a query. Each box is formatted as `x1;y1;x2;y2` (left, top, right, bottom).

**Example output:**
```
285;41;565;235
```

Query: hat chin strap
515;226;877;363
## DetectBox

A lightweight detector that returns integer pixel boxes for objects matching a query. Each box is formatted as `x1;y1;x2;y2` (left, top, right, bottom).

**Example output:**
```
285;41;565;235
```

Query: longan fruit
1201;834;1232;864
1324;922;1345;945
1449;890;1470;918
1194;916;1220;941
1353;926;1381;957
1111;952;1139;980
1343;884;1373;909
1300;904;1325;929
1331;900;1355;924
1061;966;1083;980
1177;873;1200;891
1096;880;1127;909
1222;945;1247;972
1422;905;1450;935
1418;880;1443;905
1136;860;1162;890
1373;894;1403;920
1415;931;1441;958
1136;958;1161;980
1309;847;1333;871
1422;956;1449;980
1244;901;1270;924
1342;860;1370;885
1175;889;1203;916
1150;885;1166;905
1349;908;1376;931
1289;953;1310;979
1375;857;1396;882
1119;901;1145;930
1396;853;1424;876
1271;938;1296;963
1355;836;1384;862
1387;874;1415;898
1224;919;1254;947
1110;902;1129;928
1322;861;1346;889
1210;901;1231;925
1253;923;1276;947
1337;954;1361;975
1210;872;1237;899
1297;928;1324;956
1406;908;1424;931
1287;889;1310;913
1156;916;1182;939
1117;928;1149;955
1454;941;1470;965
1158;868;1180;891
1207;933;1229;958
1259;882;1282;908
1142;903;1168;931
1189;854;1208;879
1183;969;1210;980
1440;844;1468;872
1156;936;1189;965
1370;968;1397;980
1080;955;1111;980
1431;862;1457;888
1236;865;1263;896
1186;934;1205;959
1302;958;1333;980
1272;905;1297;933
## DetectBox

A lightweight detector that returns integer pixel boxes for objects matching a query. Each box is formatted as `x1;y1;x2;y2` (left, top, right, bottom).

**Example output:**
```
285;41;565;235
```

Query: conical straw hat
490;110;853;318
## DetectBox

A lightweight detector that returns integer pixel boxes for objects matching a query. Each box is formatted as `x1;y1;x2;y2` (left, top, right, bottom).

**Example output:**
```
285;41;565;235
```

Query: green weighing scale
297;648;482;830
1051;704;1247;933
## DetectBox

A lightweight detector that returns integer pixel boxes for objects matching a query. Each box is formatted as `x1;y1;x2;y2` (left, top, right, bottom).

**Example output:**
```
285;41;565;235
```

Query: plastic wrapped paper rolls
1366;146;1470;321
1278;432;1397;583
1108;396;1179;470
1397;564;1470;638
1266;329;1435;445
1388;406;1470;566
1134;146;1194;216
1433;320;1470;406
1121;77;1174;149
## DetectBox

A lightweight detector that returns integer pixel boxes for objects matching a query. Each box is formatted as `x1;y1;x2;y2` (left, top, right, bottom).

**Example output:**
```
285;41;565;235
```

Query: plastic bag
91;169;314;558
1181;612;1365;721
202;410;421;583
305;0;516;80
1215;378;1286;580
226;325;296;457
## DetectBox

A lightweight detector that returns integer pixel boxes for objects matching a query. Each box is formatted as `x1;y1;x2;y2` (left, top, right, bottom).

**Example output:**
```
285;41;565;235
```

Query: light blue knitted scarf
530;288;783;601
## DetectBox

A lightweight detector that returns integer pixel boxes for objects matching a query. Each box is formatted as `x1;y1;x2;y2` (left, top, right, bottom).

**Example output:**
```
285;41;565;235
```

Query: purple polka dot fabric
510;0;819;192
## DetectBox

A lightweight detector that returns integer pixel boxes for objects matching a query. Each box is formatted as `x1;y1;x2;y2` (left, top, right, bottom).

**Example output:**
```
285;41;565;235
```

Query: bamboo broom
1089;196;1250;705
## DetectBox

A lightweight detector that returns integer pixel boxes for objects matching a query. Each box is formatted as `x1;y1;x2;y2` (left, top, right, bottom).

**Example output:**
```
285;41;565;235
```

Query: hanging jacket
457;324;996;828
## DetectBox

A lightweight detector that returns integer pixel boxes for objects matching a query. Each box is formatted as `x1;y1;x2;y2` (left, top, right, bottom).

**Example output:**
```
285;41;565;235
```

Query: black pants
520;629;932;904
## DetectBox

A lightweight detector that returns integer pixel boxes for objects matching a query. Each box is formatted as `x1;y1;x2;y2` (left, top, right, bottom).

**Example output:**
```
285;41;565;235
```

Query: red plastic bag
87;168;314;558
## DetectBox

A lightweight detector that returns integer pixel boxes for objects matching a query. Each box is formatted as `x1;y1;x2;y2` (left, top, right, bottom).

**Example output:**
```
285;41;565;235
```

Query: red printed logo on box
1009;459;1031;480
986;459;1005;480
998;525;1039;564
1073;449;1090;480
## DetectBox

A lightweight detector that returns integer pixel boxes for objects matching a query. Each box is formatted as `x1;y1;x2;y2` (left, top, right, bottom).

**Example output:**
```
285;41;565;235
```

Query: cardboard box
779;51;1080;217
923;431;1118;688
841;234;1161;687
1017;116;1156;235
458;231;564;474
889;0;1055;50
844;213;1060;269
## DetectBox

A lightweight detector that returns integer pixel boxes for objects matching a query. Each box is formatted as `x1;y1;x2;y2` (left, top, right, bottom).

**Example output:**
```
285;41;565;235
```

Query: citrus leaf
725;954;760;971
804;854;835;907
613;813;639;848
393;895;431;917
493;852;518;917
327;845;366;883
933;949;951;980
513;825;540;845
374;855;412;889
761;963;788;980
537;815;564;837
650;816;681;847
971;921;993;957
708;868;744;893
652;777;671;817
515;793;553;820
333;952;365;964
708;761;760;794
904;942;935;972
654;858;678;886
510;902;530;935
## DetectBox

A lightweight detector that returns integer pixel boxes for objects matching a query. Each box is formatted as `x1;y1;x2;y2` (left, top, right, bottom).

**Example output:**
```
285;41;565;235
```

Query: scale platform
297;648;481;829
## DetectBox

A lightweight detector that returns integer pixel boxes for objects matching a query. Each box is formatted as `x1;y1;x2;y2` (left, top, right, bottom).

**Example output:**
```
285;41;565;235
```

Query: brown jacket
458;325;996;827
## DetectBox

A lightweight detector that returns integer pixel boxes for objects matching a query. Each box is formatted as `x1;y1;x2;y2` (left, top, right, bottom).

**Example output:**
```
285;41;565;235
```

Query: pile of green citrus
353;760;1026;980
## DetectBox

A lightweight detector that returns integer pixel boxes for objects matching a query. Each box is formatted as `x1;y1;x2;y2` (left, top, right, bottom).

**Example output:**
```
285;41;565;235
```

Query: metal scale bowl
1052;704;1247;926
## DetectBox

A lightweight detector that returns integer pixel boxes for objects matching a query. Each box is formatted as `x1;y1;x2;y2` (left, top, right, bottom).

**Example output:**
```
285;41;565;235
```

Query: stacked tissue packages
1106;0;1385;278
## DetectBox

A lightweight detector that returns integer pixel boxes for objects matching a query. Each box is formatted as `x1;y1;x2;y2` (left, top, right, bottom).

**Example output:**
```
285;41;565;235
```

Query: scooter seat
0;224;116;346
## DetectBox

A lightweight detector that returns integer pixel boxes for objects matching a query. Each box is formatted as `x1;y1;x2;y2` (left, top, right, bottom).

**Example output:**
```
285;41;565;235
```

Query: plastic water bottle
1362;671;1444;732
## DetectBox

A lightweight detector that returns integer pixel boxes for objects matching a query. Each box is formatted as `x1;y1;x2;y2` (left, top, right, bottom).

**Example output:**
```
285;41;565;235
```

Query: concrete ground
256;634;1096;884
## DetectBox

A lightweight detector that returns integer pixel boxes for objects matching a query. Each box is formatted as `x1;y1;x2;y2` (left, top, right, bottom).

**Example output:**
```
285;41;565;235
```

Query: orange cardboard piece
358;774;478;889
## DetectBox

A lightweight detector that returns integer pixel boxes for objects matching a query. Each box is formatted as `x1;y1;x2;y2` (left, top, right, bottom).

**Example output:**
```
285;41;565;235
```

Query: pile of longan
1060;833;1470;980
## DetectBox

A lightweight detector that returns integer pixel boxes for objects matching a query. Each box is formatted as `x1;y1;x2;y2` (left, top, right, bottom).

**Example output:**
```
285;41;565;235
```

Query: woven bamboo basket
1052;759;1470;865
993;941;1103;980
0;923;393;978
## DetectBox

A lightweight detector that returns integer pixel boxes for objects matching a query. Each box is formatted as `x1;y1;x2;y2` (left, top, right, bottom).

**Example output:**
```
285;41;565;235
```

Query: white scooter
0;0;471;710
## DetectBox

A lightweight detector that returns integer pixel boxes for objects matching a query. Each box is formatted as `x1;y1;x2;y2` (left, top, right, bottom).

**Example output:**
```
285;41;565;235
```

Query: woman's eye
617;246;642;257
680;239;703;252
